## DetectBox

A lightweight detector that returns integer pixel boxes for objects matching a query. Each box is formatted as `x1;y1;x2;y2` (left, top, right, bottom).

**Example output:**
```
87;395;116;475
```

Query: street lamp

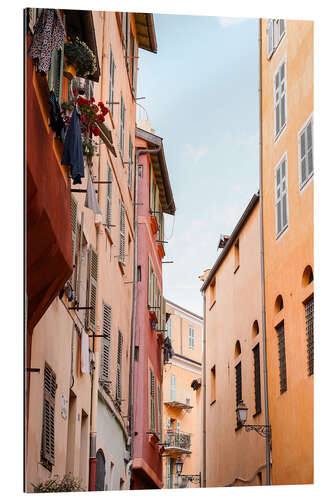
175;456;184;476
236;400;271;442
175;456;201;488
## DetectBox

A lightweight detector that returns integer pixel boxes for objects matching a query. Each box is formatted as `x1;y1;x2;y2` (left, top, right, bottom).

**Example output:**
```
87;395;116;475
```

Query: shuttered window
116;331;123;403
131;37;138;96
170;374;176;401
157;383;162;438
109;48;115;115
149;368;156;431
274;19;286;44
267;19;286;60
235;362;242;406
101;303;112;390
120;95;125;155
298;115;313;188
267;19;274;59
161;297;167;334
87;248;98;332
167;457;174;489
275;154;288;237
69;196;78;287
276;322;287;394
274;59;287;139
128;136;133;190
166;316;172;340
305;296;314;376
119;201;126;264
106;163;113;229
189;326;195;349
253;344;262;414
48;45;64;105
41;364;56;467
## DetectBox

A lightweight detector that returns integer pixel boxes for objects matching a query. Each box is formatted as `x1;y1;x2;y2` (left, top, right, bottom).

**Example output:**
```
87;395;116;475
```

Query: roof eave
134;13;158;54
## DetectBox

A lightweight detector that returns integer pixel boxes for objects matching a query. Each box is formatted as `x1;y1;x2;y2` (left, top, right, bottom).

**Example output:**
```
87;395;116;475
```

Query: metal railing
165;431;191;451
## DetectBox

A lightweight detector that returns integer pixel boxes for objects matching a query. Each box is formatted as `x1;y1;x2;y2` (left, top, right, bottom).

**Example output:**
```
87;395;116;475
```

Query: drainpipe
202;292;206;487
258;18;271;486
88;10;107;491
128;145;161;472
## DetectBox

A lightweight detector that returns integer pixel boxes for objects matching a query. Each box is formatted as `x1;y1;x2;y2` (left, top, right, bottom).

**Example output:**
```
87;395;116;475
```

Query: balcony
164;431;192;455
164;388;193;410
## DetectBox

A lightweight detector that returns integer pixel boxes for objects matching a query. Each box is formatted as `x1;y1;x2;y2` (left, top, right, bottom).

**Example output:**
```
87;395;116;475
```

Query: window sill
234;265;240;274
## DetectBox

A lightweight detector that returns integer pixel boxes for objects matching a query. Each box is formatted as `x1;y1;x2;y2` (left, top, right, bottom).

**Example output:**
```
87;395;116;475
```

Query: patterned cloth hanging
28;9;65;73
61;107;85;184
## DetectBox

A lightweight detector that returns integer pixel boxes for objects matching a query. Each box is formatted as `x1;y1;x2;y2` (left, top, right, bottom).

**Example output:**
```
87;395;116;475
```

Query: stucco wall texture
261;19;314;485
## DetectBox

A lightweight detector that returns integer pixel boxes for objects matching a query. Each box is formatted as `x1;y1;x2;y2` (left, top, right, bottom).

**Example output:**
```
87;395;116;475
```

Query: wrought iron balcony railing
164;388;193;410
164;431;192;454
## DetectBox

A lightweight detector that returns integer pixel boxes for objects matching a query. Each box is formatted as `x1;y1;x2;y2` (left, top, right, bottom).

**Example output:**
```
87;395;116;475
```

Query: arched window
275;295;284;313
96;449;106;491
235;340;241;357
302;265;313;286
252;320;259;337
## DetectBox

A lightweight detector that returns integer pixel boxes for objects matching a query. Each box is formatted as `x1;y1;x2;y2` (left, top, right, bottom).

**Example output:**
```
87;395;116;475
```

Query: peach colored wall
162;302;202;488
204;202;267;487
261;19;314;485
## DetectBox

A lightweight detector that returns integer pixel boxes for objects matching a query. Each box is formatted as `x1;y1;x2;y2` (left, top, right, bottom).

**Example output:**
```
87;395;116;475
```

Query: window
275;154;288;237
167;457;174;488
116;331;123;404
109;48;115;115
305;296;314;376
69;196;78;288
167;417;172;429
48;45;64;104
298;115;313;189
210;365;216;404
235;362;242;406
119;201;126;264
100;303;112;391
170;374;176;401
157;383;162;437
189;326;195;349
276;322;287;394
176;420;180;433
234;239;240;271
87;247;98;332
137;265;141;282
149;368;156;431
267;19;286;59
128;136;133;190
41;364;56;468
253;344;262;414
106;163;113;229
96;449;106;491
166;316;172;340
120;94;125;155
274;58;287;139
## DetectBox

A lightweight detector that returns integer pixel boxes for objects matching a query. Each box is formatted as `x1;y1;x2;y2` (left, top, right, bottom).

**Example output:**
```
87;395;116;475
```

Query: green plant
64;38;97;78
32;473;84;493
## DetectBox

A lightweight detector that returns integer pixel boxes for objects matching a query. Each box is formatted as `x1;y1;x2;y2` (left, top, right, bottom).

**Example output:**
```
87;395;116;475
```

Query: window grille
253;344;262;413
276;322;287;394
305;296;314;376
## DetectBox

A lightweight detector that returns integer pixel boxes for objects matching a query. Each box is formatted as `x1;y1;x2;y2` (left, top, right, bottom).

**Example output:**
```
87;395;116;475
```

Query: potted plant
64;38;97;80
32;473;84;493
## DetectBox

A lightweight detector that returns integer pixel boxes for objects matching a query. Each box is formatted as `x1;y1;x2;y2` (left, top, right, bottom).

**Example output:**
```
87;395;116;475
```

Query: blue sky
137;14;259;315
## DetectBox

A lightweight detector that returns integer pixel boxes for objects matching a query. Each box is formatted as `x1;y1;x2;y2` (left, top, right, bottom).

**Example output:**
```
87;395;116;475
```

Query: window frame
298;113;314;191
189;326;195;349
276;321;287;394
274;56;287;141
267;19;286;60
275;153;289;239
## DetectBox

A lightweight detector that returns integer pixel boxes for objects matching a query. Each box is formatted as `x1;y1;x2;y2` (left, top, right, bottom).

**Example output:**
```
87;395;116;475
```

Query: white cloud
183;144;209;166
218;17;247;29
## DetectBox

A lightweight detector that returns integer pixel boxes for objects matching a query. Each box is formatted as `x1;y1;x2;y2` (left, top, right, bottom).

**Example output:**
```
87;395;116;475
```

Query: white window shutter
267;19;274;59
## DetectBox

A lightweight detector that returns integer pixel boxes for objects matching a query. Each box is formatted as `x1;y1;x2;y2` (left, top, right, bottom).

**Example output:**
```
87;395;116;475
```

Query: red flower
98;101;103;107
93;127;100;136
73;89;78;96
90;97;95;102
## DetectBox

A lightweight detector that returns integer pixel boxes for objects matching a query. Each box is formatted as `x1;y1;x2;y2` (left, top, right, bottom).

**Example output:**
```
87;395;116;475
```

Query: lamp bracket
244;424;271;442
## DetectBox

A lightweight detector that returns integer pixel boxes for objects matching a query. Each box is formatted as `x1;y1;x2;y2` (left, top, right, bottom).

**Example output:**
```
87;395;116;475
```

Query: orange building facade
260;19;314;485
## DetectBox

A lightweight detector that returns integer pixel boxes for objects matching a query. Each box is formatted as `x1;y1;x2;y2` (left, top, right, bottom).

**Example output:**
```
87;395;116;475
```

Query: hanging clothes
81;330;90;374
48;90;65;140
61;107;85;184
85;170;102;215
28;9;65;74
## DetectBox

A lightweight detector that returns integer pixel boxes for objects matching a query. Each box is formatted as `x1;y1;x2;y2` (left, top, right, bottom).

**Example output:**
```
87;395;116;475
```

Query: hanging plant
64;38;97;78
61;90;109;163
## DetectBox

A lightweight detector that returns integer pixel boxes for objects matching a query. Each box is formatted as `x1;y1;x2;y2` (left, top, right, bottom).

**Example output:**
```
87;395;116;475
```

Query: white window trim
189;326;195;349
267;19;286;60
275;152;289;240
274;55;287;142
298;113;314;191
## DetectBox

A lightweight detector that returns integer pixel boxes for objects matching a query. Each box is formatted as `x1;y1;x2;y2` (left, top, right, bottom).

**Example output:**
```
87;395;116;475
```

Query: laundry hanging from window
28;9;65;74
85;169;102;215
48;90;65;140
61;106;85;184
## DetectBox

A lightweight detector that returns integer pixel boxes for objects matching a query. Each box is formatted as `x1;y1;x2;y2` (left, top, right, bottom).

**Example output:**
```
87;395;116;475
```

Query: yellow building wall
204;202;267;488
162;302;202;488
260;19;314;485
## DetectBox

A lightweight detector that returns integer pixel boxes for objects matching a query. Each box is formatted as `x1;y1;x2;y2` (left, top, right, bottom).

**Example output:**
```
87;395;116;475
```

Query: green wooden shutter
101;303;112;389
41;364;56;465
48;44;64;104
87;247;98;332
106;163;113;228
119;201;126;264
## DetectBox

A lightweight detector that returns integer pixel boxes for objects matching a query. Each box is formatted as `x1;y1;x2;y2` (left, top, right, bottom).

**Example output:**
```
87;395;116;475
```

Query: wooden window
157;383;162;438
276;322;287;394
106;163;113;229
167;457;174;489
210;365;216;404
41;364;56;468
149;368;156;431
235;362;242;406
275;154;288;237
128;135;133;190
274;58;287;139
109;48;115;115
116;331;123;404
87;247;98;332
120;95;125;155
189;326;195;349
253;344;262;414
170;374;176;401
119;201;126;264
100;303;112;391
298;115;313;189
305;296;314;376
